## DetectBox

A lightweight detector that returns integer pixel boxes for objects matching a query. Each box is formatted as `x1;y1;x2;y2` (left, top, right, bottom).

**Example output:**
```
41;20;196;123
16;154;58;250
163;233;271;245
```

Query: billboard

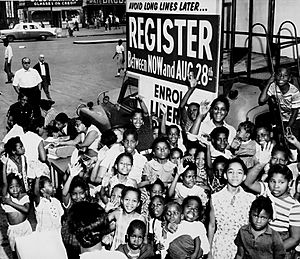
126;0;222;123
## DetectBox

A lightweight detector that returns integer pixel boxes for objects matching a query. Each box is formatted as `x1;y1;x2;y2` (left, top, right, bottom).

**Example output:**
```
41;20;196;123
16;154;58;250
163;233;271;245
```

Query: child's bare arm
258;74;275;104
34;177;41;206
191;237;202;259
3;197;30;214
1;156;8;197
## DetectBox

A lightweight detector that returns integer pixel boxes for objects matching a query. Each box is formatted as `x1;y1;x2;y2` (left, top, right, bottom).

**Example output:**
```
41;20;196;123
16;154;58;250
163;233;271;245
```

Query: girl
148;195;166;254
4;137;29;192
245;142;300;258
208;158;255;259
34;175;64;233
1;155;32;253
170;148;183;167
194;147;211;190
68;202;127;259
140;137;176;187
61;163;89;259
108;186;146;250
106;152;137;194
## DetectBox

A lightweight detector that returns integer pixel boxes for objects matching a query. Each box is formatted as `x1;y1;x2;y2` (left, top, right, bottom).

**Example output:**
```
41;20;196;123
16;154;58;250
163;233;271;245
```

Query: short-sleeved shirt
142;159;176;184
234;224;285;259
13;68;42;89
116;44;124;54
267;82;300;121
175;182;209;207
260;182;300;232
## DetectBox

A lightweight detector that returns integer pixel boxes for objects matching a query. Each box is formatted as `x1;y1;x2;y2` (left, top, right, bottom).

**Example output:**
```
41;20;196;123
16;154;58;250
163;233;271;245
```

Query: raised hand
68;162;82;178
259;142;273;165
188;71;199;89
286;134;300;147
199;100;210;117
0;154;9;165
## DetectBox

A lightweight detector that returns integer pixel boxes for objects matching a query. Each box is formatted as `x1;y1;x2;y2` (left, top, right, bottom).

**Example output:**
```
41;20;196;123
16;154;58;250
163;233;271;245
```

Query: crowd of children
1;67;300;259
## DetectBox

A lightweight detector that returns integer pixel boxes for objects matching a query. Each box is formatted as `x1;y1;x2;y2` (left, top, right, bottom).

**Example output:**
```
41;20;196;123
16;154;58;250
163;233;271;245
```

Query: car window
15;24;21;30
34;25;38;29
29;25;35;29
119;78;138;109
23;25;28;30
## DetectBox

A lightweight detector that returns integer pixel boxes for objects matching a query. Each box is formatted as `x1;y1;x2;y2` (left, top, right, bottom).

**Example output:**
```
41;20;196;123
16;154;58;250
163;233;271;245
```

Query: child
112;39;125;77
194;147;211;190
129;102;153;153
208;155;228;193
4;137;29;192
108;186;146;250
140;179;166;219
34;175;64;233
117;220;155;259
1;155;32;254
148;195;166;252
231;121;260;168
210;126;233;162
259;66;300;140
170;148;183;167
152;126;160;140
123;128;147;184
245;143;300;257
163;199;210;259
68;202;127;259
61;163;88;259
208;158;255;259
105;152;137;195
140;137;176;187
256;125;274;147
165;125;186;153
168;163;208;210
234;196;285;259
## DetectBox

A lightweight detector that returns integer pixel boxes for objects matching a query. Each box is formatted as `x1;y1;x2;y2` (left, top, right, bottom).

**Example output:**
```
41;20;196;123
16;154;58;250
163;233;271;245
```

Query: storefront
83;0;126;27
21;0;83;28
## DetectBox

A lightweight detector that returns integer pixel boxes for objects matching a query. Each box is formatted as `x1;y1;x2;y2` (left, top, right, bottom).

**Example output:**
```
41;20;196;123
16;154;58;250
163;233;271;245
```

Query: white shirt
21;131;43;161
39;62;46;76
116;44;124;54
5;45;13;63
128;150;147;183
80;249;127;259
13;67;42;88
85;125;101;152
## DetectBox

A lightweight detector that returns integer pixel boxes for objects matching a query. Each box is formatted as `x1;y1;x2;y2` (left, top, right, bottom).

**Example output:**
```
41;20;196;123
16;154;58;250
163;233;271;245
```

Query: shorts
8;219;32;251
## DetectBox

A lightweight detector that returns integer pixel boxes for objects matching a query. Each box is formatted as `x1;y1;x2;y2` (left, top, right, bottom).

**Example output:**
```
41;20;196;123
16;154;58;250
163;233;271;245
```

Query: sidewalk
59;25;126;38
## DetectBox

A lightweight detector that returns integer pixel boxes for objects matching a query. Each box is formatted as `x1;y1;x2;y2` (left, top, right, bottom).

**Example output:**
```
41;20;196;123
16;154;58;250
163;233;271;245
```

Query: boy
166;125;186;153
117;220;154;259
259;66;300;140
234;196;285;259
123;128;147;184
210;126;233;162
168;162;208;208
231;121;260;168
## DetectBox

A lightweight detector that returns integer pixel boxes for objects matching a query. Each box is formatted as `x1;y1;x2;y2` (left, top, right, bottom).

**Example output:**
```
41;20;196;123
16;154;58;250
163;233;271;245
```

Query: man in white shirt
3;38;13;83
34;54;52;100
13;57;42;118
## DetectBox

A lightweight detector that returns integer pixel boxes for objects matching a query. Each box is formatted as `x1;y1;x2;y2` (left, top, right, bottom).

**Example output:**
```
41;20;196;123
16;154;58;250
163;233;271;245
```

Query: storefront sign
86;0;125;4
27;0;83;7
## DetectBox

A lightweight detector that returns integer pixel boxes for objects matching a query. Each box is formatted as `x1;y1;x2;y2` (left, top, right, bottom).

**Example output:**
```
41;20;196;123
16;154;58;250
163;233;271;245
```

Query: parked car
0;22;57;41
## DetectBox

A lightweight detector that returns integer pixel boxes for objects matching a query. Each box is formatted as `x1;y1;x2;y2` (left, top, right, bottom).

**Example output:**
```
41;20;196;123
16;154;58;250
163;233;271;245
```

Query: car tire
40;35;47;40
6;35;14;42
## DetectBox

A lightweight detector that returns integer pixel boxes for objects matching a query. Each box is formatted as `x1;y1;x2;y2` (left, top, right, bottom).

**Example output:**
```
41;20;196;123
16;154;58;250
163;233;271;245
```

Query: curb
73;38;126;44
61;31;125;38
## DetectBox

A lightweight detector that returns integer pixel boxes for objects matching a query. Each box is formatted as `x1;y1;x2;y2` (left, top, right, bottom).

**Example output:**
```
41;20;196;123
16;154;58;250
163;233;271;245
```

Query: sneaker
5;81;12;84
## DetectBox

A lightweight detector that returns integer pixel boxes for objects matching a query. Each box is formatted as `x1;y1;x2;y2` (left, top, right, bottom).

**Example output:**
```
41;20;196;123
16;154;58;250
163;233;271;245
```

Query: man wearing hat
33;54;52;100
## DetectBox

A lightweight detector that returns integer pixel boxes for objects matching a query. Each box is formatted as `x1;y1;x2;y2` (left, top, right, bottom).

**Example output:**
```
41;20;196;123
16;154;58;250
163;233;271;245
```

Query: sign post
126;0;222;124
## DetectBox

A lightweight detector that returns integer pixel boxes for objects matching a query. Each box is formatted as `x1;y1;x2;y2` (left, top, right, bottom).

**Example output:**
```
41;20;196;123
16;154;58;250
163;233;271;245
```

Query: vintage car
0;23;57;41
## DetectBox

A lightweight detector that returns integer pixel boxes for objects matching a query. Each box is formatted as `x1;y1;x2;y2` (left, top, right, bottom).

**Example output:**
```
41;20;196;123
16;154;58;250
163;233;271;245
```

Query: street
0;32;126;139
0;31;125;259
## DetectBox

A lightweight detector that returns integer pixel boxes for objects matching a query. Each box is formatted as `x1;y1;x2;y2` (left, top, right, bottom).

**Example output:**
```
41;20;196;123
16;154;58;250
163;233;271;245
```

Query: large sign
126;0;222;123
86;0;126;4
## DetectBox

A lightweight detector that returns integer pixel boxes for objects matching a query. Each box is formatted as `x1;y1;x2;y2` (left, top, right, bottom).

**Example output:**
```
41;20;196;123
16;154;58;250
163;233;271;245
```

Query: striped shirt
260;182;300;232
267;82;300;121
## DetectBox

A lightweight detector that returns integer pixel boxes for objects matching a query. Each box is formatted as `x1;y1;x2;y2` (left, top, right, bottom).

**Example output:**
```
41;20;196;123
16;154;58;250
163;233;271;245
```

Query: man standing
12;57;42;118
3;38;13;84
33;54;52;100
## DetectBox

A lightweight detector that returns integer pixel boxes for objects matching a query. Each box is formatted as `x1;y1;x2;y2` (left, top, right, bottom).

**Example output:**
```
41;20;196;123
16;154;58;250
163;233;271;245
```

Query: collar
39;62;45;65
244;223;272;235
22;68;31;72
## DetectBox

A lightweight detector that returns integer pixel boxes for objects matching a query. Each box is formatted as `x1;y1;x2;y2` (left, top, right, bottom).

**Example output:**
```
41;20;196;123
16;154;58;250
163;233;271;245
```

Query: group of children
1;66;300;259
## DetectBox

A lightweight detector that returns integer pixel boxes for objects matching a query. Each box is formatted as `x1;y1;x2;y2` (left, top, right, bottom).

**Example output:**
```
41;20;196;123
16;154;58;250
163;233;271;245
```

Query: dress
211;186;255;259
142;159;176;184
